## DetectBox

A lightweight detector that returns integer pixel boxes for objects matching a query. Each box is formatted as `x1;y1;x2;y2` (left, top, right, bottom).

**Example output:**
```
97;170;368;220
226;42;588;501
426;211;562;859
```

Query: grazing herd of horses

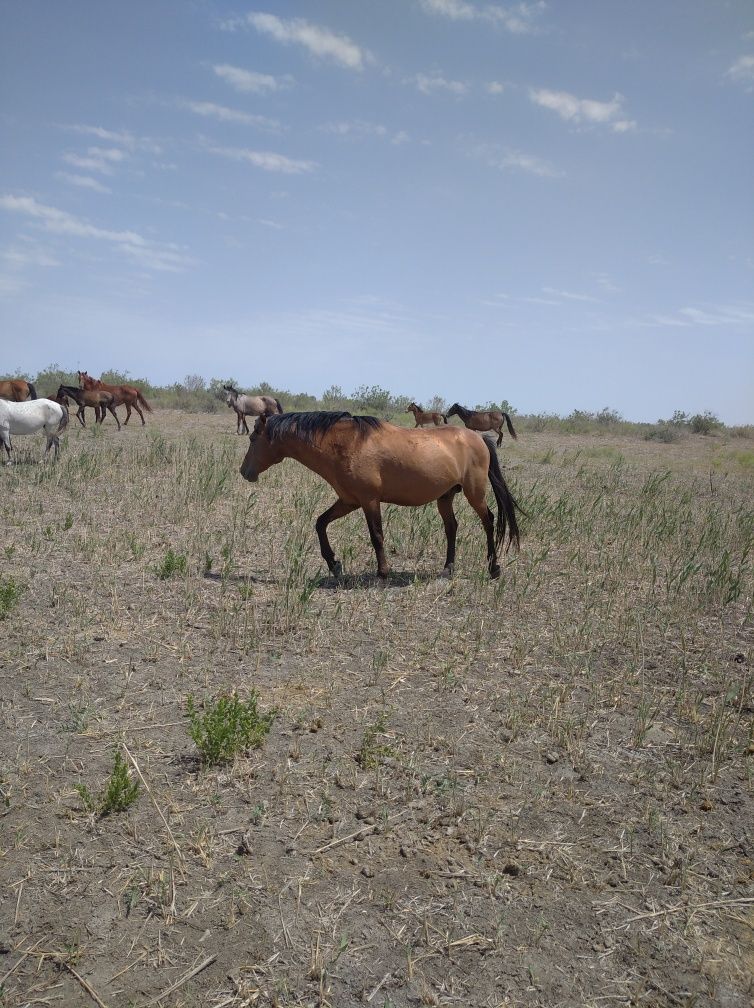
1;375;521;578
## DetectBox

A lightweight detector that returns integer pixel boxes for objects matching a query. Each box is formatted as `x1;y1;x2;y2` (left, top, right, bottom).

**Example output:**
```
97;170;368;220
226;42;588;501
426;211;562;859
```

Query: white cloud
0;194;194;272
414;73;468;95
645;303;754;328
475;144;560;177
56;172;112;193
65;125;136;147
61;146;127;174
726;54;754;89
208;146;317;174
212;63;292;93
321;120;409;144
230;12;368;70
3;244;61;268
542;286;600;303
530;88;636;130
419;0;546;34
182;100;280;130
486;81;507;94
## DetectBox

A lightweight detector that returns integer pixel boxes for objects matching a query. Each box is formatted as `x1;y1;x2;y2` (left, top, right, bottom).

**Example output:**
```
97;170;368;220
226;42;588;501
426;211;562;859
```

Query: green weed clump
186;691;276;765
76;750;139;816
0;577;23;619
155;548;187;579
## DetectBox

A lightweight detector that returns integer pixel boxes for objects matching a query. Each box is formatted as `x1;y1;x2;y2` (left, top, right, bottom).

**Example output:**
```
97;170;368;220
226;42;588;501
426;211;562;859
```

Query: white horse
0;398;68;464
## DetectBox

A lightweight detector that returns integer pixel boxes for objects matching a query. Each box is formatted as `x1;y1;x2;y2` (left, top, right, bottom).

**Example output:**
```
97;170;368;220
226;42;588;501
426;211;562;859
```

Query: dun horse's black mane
266;411;382;445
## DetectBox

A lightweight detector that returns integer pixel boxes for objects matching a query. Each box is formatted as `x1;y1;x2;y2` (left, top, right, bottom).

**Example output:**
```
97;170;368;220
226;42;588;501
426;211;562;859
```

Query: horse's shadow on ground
203;569;442;591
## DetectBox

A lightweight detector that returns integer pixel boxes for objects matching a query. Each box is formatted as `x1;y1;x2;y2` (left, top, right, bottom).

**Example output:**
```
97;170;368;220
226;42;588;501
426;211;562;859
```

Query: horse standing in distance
446;403;518;447
224;385;283;435
0;378;37;402
56;385;121;431
0;398;68;464
77;371;152;426
240;411;520;580
407;402;447;428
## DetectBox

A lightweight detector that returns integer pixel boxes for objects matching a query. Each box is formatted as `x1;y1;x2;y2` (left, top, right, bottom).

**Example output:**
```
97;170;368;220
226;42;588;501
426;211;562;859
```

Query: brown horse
240;411;520;579
0;378;37;402
78;371;152;425
446;403;518;447
56;385;121;431
407;402;447;427
224;385;283;434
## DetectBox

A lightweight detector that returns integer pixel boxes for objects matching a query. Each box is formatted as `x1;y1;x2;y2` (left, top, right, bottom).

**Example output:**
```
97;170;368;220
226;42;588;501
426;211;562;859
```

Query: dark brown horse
446;403;518;447
407;402;447;427
78;371;152;425
0;378;37;402
240;412;520;580
56;385;121;430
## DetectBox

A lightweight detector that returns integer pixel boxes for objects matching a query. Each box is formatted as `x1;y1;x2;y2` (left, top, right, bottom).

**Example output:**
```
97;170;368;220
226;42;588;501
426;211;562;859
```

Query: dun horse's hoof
490;564;501;579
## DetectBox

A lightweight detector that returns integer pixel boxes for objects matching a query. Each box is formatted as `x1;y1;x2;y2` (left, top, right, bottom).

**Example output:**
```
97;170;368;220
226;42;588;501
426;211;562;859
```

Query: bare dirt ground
1;410;752;1008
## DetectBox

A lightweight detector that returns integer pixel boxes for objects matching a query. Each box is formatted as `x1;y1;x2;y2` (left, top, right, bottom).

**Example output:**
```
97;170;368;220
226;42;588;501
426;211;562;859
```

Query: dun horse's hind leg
123;403;133;425
315;498;358;577
437;487;460;576
362;501;389;578
133;403;146;425
463;486;500;578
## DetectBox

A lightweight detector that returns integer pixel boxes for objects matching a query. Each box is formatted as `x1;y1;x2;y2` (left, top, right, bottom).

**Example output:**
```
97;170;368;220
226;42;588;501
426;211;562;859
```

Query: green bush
155;549;187;580
76;750;139;816
186;691;276;765
0;577;23;619
689;411;721;435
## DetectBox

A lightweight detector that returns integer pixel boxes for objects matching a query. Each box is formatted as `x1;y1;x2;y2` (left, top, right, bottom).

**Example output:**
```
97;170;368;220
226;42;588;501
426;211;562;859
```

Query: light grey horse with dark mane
223;385;284;435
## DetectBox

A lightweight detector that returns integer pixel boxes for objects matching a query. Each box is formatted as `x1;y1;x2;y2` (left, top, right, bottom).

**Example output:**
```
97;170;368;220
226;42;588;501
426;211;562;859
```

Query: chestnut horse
240;412;520;580
0;378;37;402
446;403;517;447
407;402;447;427
224;385;283;435
77;371;152;425
56;385;121;431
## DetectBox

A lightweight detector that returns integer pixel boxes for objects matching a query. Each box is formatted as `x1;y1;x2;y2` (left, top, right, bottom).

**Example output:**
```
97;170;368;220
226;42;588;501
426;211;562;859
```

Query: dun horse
78;371;152;425
447;403;518;447
57;385;121;431
224;385;283;435
0;398;68;464
240;412;520;579
407;402;447;427
0;378;37;402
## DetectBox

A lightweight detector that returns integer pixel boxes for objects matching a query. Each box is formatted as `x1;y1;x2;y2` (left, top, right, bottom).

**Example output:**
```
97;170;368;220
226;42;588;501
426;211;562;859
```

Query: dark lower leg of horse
124;405;132;425
469;499;500;578
315;499;358;576
108;406;121;430
496;428;503;447
76;407;86;428
134;405;146;425
437;492;459;576
363;503;389;578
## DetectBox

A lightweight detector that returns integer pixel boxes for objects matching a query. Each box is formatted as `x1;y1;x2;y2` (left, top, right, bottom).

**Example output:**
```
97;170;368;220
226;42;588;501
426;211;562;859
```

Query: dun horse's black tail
483;435;520;552
28;382;38;400
503;412;517;440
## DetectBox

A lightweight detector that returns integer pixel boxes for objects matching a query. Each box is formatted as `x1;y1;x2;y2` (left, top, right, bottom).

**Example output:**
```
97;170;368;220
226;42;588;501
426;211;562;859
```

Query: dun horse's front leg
436;487;460;576
315;499;358;577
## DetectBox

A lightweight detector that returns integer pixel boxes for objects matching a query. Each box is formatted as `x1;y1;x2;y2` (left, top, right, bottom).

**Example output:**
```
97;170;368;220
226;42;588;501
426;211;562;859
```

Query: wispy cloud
321;120;409;144
65;125;136;147
0;194;194;272
413;72;468;95
530;88;636;131
726;54;754;90
419;0;546;34
473;143;561;177
212;63;293;93
644;303;754;328
542;286;600;303
208;145;317;174
56;172;112;193
181;100;280;130
226;12;369;70
61;146;127;174
3;243;61;268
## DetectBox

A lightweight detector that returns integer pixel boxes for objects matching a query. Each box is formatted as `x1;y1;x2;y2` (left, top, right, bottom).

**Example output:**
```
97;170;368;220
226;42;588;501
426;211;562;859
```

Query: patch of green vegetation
357;712;396;769
76;750;139;816
155;548;187;579
186;690;276;765
0;577;24;619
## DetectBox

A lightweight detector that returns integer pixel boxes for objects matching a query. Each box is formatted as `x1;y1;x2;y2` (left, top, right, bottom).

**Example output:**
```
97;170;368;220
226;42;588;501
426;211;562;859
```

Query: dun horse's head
240;414;282;483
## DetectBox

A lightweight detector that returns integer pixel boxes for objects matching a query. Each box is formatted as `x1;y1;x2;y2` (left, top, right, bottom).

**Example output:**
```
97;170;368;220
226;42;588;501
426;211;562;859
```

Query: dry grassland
1;411;752;1008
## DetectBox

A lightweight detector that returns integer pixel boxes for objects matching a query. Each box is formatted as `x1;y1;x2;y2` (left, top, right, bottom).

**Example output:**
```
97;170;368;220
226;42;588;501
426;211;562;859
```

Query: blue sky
1;0;752;421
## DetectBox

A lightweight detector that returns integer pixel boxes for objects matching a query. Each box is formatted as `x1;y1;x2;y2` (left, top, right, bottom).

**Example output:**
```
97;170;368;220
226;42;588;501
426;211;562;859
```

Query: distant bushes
15;365;745;436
